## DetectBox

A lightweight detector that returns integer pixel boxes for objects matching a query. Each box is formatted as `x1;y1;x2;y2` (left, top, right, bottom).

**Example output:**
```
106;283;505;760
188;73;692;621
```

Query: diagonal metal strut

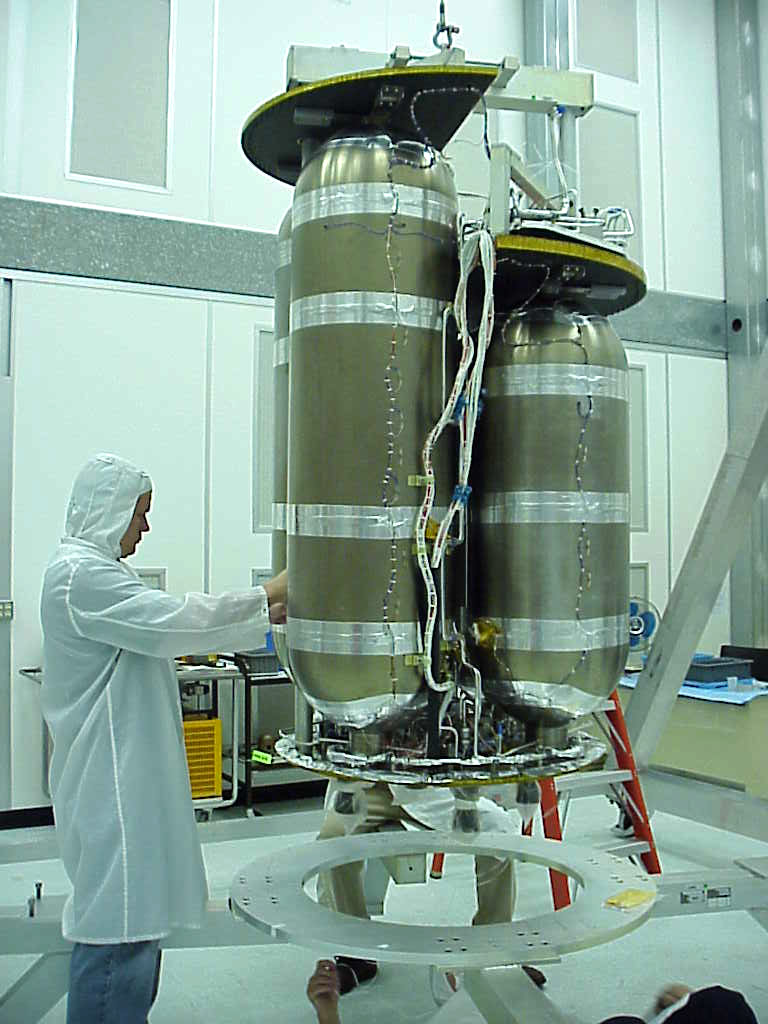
625;333;768;767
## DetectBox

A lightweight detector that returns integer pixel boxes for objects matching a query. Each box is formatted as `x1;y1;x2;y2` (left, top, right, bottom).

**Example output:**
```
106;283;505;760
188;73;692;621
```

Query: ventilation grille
183;719;222;799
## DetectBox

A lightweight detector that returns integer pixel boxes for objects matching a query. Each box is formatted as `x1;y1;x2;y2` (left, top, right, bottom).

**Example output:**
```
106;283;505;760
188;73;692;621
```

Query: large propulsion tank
286;132;458;729
272;208;292;575
469;307;630;724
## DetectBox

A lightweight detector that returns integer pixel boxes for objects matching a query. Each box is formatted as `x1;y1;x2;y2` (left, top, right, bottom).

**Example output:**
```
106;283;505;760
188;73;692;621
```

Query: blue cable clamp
452;484;472;507
451;395;467;422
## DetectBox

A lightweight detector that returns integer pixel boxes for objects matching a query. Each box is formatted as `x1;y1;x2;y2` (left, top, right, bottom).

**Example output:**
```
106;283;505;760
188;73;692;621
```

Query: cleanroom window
629;563;649;603
69;0;171;187
576;0;639;83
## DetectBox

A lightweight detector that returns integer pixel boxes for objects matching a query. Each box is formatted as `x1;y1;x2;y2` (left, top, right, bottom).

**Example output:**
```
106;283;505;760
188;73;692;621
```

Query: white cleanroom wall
626;347;670;618
761;0;768;293
667;354;730;653
574;0;664;289
9;279;277;808
657;0;724;299
574;0;725;299
0;0;728;278
208;301;273;596
0;0;526;232
5;0;215;220
10;281;208;807
626;347;731;654
212;0;526;231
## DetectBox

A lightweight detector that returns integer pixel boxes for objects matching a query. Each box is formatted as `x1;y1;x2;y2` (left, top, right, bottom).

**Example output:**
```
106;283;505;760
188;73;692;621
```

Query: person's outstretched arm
64;562;286;658
307;961;341;1024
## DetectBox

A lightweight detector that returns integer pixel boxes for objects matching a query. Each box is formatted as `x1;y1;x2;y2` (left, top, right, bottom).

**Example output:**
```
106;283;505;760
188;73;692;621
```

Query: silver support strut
625;332;768;767
463;968;583;1024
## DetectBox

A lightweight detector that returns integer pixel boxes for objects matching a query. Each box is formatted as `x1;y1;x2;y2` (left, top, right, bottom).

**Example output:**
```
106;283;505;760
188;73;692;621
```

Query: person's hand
268;601;286;625
307;960;341;1024
262;570;287;623
654;983;693;1013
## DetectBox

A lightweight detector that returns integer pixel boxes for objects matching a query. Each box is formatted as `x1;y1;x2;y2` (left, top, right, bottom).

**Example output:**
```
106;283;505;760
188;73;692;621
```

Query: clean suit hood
64;454;153;559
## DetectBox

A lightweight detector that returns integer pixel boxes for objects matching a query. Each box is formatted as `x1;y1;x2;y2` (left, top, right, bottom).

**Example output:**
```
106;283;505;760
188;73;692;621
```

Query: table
23;662;317;817
619;673;768;798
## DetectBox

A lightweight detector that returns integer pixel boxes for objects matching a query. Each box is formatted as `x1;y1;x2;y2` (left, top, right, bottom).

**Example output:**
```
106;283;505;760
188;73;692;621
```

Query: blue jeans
67;940;162;1024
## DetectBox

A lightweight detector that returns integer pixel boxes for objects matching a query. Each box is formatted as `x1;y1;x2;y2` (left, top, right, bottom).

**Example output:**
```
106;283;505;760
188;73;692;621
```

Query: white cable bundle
432;227;495;565
415;225;495;692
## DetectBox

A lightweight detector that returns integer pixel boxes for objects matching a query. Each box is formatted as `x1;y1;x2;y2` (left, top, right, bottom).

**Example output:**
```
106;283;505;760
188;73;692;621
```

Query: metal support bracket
0;952;71;1024
481;66;593;115
640;767;768;843
463;967;582;1024
489;145;513;235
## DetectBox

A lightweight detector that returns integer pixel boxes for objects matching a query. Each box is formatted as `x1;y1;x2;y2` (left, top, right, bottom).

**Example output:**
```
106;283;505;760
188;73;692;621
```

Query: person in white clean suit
40;453;287;1024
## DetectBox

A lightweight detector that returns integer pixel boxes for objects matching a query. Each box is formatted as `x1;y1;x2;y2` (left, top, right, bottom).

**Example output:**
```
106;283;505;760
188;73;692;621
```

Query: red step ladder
428;689;661;905
522;688;661;909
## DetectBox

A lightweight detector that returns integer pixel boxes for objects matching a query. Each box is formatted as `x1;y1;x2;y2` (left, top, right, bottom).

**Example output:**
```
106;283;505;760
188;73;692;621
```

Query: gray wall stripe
0;195;277;298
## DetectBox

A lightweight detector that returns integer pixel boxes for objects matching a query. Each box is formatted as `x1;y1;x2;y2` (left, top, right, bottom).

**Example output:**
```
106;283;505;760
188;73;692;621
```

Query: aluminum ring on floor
230;832;656;969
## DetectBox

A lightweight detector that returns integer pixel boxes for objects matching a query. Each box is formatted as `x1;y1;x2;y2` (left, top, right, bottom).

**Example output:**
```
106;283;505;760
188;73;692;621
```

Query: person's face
120;491;152;558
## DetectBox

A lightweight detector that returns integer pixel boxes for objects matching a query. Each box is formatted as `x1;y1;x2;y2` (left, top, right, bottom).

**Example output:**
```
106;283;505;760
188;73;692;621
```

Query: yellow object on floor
183;718;222;798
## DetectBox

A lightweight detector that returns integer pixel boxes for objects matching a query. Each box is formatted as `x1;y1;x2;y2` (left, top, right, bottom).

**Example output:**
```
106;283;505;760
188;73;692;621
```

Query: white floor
1;794;767;1023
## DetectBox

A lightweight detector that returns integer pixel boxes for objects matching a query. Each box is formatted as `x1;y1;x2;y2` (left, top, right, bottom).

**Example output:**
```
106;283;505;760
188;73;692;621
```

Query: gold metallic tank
286;132;458;728
469;307;630;723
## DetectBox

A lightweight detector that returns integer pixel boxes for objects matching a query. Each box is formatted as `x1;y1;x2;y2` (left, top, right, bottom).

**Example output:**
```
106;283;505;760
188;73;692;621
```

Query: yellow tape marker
405;654;429;668
604;889;655;910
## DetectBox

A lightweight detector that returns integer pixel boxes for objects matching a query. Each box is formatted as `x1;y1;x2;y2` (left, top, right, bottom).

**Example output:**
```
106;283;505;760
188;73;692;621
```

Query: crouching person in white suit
40;453;287;1024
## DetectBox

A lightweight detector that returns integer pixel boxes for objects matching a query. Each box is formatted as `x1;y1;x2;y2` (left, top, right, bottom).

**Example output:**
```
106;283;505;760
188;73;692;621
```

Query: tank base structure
275;729;607;787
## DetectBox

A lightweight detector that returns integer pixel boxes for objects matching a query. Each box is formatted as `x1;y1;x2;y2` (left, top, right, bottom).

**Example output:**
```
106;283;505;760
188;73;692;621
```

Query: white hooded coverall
40;454;271;943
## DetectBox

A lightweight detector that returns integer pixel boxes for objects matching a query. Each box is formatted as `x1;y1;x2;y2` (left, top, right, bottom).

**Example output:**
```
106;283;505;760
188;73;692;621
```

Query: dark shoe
522;964;547;988
612;809;634;838
334;956;378;995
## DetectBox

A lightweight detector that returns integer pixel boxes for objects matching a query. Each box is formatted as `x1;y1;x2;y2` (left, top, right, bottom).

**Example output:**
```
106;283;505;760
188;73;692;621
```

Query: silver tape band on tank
273;335;290;367
286;504;449;540
272;503;288;531
484;363;629;401
292;182;457;230
288;618;423;656
277;239;291;268
291;292;445;332
498;614;629;652
478;491;630;524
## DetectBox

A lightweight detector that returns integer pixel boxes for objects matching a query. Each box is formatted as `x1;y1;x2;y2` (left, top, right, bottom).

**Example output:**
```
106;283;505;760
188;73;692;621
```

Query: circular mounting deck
242;64;498;184
494;229;647;315
231;831;656;969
